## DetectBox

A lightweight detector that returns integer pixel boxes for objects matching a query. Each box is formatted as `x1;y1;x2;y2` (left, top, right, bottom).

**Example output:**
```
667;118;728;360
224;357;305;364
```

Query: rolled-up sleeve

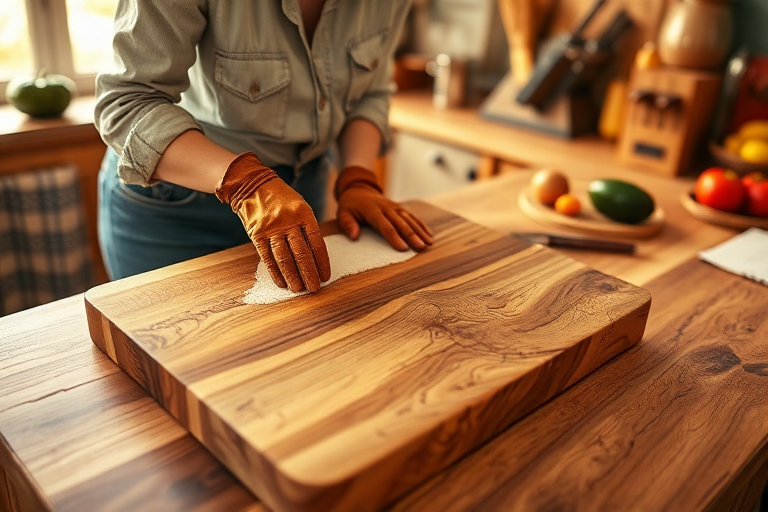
94;0;208;185
344;3;409;153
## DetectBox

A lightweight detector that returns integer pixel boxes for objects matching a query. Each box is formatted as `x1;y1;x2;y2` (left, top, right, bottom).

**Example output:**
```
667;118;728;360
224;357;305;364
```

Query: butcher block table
2;170;768;512
84;202;651;512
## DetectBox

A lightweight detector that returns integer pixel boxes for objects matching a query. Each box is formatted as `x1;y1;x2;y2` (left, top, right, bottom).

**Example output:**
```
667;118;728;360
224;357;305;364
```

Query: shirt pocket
214;51;291;139
345;29;389;113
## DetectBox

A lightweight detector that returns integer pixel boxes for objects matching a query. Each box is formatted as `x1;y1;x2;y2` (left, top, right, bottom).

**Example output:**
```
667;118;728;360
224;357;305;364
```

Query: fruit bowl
681;191;768;230
709;141;768;176
519;181;665;239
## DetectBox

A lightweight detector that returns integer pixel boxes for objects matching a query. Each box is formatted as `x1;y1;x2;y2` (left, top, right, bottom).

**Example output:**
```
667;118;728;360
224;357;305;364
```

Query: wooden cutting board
85;202;651;512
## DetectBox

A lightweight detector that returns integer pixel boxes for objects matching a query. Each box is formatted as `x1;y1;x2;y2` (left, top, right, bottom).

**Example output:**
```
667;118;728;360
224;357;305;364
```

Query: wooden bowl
518;182;665;239
681;192;768;230
709;141;768;176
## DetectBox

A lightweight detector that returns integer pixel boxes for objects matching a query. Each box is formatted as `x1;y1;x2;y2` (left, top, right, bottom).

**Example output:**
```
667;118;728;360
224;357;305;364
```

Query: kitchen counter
2;160;767;511
388;90;708;180
389;91;625;175
430;170;734;287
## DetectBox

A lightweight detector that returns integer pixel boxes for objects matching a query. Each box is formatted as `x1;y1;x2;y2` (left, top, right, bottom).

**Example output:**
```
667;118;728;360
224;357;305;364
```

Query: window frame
1;0;106;104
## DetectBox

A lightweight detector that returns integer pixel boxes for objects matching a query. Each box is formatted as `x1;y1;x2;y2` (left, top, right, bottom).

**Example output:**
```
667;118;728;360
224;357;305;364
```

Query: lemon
739;139;768;164
723;134;743;154
737;120;768;141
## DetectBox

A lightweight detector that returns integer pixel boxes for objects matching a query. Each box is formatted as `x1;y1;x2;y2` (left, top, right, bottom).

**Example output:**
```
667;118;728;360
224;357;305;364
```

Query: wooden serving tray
681;192;768;230
85;202;651;512
519;181;666;238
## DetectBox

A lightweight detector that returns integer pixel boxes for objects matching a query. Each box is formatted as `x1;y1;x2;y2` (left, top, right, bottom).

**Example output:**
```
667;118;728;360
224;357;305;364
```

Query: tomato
530;169;569;206
694;167;746;212
742;172;768;217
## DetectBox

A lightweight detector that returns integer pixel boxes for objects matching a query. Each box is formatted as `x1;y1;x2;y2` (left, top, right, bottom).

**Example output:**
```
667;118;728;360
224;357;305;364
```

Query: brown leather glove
336;166;433;251
216;153;331;293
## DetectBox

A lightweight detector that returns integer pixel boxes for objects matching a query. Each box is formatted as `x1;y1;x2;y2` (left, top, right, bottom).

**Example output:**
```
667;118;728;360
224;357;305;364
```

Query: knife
530;9;634;111
513;232;636;253
515;0;607;111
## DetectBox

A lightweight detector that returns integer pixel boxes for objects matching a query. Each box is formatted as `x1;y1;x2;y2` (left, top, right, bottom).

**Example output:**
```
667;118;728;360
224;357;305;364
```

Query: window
0;0;35;82
65;0;119;75
0;0;118;102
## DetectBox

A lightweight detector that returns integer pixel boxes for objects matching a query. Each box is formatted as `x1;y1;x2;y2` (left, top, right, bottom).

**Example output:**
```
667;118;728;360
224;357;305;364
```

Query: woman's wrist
153;130;238;193
335;166;382;200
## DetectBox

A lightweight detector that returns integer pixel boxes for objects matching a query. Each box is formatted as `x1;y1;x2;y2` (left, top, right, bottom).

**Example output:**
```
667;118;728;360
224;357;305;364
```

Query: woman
95;0;432;293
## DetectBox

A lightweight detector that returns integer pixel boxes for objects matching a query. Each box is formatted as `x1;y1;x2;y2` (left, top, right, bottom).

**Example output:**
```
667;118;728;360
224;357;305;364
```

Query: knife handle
570;0;608;43
548;235;635;253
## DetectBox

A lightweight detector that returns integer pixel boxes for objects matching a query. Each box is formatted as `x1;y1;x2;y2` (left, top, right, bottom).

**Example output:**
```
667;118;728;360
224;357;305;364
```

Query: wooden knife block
618;67;722;176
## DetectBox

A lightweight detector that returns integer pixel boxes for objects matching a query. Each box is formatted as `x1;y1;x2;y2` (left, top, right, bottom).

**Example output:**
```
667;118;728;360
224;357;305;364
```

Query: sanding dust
243;228;417;305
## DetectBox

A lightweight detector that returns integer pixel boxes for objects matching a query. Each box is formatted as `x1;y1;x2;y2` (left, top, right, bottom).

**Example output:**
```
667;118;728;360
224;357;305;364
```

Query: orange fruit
554;194;581;216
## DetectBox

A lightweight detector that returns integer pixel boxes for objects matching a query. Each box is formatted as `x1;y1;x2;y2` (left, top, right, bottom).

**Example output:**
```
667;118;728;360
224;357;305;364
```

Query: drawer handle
424;150;446;167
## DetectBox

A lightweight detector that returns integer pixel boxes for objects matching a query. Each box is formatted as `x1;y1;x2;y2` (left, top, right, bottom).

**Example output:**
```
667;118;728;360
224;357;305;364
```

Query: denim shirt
94;0;410;186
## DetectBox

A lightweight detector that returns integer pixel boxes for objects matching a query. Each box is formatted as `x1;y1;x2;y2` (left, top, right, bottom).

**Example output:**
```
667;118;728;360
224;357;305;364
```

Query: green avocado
588;179;655;224
6;72;76;118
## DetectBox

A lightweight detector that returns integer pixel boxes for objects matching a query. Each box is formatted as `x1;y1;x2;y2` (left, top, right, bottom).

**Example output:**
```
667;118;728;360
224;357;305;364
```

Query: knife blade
513;232;636;254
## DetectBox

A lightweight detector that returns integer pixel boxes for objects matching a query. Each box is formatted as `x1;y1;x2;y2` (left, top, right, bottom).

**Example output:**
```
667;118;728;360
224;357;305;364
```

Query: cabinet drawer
387;132;480;201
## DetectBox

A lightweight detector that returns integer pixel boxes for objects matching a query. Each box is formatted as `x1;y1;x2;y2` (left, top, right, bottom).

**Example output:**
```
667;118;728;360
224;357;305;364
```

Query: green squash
588;179;656;224
6;71;76;118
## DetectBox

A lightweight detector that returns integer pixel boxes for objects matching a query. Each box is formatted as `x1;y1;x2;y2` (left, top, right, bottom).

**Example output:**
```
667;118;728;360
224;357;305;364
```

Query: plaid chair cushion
0;165;95;316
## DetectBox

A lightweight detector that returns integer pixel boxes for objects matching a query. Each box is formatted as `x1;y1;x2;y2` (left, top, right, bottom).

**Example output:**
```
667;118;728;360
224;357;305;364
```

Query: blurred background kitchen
1;0;768;317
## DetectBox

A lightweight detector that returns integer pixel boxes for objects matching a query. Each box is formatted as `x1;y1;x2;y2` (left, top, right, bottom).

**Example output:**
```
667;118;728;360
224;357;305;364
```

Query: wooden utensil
499;0;536;86
85;202;651;512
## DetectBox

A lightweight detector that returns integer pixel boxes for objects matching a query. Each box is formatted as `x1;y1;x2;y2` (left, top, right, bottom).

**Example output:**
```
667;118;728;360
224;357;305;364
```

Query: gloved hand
336;166;434;251
216;153;331;293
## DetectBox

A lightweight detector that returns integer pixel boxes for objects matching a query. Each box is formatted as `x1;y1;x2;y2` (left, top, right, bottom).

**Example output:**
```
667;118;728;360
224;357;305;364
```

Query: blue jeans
98;148;329;280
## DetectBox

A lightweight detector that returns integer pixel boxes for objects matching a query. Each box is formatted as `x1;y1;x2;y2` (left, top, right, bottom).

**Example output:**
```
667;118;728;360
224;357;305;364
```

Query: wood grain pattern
0;461;21;512
0;296;259;512
85;202;651;512
387;258;768;512
1;260;766;511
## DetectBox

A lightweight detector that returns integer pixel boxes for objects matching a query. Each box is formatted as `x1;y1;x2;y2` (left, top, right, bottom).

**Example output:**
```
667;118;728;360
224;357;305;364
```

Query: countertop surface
389;90;701;179
2;95;768;512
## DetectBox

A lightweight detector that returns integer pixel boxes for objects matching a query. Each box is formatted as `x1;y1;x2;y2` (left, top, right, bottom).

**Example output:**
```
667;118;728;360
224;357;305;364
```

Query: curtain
0;165;95;316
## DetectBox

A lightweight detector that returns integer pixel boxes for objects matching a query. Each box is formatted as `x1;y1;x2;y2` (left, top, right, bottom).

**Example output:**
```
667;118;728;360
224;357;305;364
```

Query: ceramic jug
658;0;733;70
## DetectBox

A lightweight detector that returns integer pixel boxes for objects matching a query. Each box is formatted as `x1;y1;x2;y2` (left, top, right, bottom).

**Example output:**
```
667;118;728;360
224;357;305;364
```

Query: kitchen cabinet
386;90;662;184
387;131;481;200
0;97;107;284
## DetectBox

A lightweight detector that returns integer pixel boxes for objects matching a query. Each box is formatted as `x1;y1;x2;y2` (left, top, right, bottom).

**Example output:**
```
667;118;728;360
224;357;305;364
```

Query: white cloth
244;228;416;305
699;227;768;286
